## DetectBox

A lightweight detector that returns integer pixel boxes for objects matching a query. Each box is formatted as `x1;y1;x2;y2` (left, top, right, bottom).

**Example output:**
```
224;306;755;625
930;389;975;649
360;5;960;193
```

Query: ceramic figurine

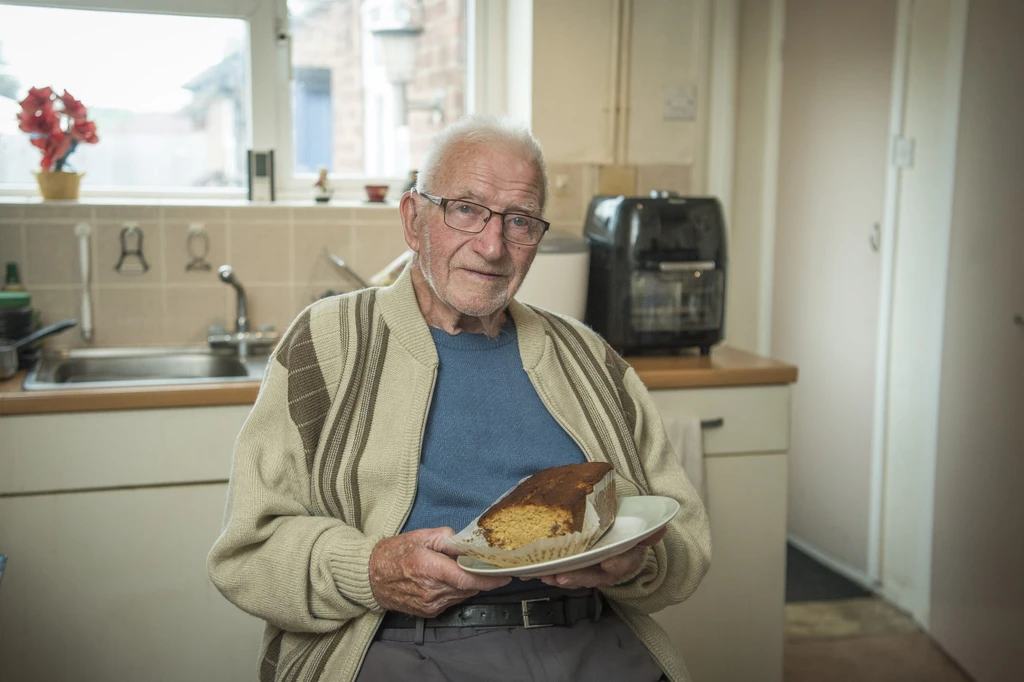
314;167;333;203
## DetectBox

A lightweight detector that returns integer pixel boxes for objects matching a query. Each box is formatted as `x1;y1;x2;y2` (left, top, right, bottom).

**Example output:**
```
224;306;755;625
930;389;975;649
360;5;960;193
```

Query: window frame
0;0;501;201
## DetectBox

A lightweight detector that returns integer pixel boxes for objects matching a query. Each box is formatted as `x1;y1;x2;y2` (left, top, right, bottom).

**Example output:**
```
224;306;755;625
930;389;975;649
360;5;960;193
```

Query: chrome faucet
209;264;277;358
218;265;250;334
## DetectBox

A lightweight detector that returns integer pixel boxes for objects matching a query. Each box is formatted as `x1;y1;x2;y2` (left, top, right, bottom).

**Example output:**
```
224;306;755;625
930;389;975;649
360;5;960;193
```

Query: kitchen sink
22;347;270;390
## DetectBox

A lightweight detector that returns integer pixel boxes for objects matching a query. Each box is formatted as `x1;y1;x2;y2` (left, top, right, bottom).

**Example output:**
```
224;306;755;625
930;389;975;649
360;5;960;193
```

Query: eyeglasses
416;190;550;246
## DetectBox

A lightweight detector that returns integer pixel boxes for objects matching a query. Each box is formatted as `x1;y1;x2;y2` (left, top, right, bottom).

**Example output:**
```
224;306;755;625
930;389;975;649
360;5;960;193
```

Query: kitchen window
282;0;467;189
0;0;481;200
0;3;250;195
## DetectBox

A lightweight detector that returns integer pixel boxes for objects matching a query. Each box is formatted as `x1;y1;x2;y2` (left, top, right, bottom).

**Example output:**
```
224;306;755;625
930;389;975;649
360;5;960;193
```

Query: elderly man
208;115;710;682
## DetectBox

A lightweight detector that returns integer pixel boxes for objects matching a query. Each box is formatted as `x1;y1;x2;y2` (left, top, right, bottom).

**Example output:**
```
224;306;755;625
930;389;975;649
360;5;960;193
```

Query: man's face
405;144;542;319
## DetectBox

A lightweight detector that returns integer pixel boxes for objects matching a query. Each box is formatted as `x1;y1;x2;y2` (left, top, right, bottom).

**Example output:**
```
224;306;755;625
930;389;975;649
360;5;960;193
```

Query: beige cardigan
208;269;711;682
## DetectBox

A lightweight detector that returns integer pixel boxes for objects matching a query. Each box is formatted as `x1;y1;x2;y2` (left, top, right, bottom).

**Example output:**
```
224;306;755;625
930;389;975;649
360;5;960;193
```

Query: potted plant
17;87;99;200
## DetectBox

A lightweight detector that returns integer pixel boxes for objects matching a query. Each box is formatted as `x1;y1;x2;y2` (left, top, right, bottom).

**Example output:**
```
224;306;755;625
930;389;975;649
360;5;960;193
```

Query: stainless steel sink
22;347;270;390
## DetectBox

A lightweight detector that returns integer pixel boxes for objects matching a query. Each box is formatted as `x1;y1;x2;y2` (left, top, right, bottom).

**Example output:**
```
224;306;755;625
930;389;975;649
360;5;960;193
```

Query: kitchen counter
0;346;796;416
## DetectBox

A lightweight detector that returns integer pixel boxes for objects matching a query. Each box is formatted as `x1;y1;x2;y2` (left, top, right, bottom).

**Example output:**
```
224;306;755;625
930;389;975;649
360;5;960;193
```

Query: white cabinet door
0;484;263;682
653;452;788;682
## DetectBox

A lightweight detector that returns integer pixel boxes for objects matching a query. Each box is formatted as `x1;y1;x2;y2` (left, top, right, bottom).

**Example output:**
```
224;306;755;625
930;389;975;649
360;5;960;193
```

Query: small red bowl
365;185;388;202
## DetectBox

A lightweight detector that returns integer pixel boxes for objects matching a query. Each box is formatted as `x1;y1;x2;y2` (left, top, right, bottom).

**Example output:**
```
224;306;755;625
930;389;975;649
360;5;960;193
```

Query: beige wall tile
163;286;230;345
94;205;160;222
226;205;290;223
164;222;227;284
293;223;354;284
348;222;410;280
350;205;401;223
636;164;693;196
227;223;291;284
547;163;590;233
597;165;638;195
245;285;298;334
293;206;353;222
24;223;80;285
27;288;85;349
296;283;355;310
22;203;92;222
162;206;229;222
93;222;163;285
0;225;25;275
91;287;165;346
0;203;25;221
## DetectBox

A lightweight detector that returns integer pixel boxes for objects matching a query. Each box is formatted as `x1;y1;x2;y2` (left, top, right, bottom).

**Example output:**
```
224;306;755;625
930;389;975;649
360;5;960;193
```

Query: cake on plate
478;462;616;551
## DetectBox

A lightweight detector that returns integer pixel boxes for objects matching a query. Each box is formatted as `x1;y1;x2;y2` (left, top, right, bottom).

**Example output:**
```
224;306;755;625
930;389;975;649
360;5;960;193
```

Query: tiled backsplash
0;200;408;348
0;161;690;349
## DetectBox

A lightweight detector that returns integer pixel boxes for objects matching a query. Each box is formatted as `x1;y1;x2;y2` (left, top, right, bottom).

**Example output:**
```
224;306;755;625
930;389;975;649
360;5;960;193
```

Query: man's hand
368;527;512;618
537;527;667;589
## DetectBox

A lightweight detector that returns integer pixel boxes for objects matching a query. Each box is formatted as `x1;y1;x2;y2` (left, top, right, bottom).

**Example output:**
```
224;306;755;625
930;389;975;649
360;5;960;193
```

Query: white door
928;1;1024;679
771;0;895;570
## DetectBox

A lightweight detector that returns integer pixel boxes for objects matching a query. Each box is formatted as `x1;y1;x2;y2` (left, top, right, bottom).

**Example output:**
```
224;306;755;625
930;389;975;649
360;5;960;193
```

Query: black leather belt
379;592;607;630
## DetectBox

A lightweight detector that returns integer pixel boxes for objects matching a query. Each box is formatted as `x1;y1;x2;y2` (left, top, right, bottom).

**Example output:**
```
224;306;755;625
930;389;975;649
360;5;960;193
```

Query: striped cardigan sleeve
599;365;712;613
207;304;386;633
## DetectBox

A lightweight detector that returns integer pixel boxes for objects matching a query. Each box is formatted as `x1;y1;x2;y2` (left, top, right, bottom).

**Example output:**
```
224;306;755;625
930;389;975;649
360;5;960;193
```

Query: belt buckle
521;597;552;629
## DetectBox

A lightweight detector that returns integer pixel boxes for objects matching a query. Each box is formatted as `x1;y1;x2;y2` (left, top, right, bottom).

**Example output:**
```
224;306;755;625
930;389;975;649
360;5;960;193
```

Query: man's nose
471;213;506;259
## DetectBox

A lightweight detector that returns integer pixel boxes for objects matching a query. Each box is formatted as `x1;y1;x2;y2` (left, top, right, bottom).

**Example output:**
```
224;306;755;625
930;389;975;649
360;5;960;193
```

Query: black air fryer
584;192;727;356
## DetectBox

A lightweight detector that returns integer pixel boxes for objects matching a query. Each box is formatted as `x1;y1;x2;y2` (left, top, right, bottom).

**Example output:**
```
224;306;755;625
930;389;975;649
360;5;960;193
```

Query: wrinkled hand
369;527;511;618
538;527;667;589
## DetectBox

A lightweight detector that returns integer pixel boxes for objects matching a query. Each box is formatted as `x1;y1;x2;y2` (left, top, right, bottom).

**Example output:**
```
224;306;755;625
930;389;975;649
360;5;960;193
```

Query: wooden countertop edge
0;349;798;415
634;365;799;389
0;374;261;415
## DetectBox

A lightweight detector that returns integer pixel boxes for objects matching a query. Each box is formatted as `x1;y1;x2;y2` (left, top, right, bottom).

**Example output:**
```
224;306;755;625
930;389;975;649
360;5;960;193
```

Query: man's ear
400;190;422;252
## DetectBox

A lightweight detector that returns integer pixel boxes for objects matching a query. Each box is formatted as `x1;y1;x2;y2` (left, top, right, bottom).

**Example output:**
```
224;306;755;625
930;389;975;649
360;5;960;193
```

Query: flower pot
35;171;84;201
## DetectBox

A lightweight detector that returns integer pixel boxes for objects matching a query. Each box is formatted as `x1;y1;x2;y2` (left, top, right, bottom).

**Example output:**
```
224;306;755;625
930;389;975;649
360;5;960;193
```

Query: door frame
867;0;914;589
751;0;969;628
875;0;969;628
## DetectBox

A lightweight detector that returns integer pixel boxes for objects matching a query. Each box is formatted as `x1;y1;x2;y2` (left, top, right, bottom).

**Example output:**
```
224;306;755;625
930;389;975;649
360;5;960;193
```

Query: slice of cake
478;462;616;551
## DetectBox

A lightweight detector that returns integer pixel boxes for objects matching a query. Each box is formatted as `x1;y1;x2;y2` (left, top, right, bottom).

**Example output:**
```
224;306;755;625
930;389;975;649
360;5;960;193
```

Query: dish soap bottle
3;262;24;292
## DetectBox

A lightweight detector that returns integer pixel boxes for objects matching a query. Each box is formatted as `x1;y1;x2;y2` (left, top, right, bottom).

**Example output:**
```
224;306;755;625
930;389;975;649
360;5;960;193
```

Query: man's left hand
537;527;666;589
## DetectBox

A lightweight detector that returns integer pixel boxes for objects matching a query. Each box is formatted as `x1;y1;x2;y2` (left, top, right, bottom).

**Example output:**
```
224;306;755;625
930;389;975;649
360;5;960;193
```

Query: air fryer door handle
659;261;717;272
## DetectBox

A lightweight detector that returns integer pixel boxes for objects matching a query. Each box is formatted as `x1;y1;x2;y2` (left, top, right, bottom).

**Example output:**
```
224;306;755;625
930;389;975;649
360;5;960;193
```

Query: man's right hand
368;527;511;618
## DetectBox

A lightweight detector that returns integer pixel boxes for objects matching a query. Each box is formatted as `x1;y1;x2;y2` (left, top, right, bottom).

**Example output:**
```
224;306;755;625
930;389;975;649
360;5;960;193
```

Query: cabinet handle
700;418;724;429
1015;314;1023;326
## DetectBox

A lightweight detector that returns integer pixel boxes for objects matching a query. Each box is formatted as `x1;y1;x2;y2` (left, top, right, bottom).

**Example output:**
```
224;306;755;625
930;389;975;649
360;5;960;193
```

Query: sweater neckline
429;317;517;351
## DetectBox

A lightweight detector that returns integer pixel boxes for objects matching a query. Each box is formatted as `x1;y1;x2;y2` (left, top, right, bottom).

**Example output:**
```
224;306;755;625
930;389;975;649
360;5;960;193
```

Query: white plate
456;495;680;578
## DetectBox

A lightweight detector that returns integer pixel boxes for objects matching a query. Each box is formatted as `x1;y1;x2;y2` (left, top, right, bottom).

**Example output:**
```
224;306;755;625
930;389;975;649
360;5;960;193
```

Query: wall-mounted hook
115;223;150;275
186;222;212;272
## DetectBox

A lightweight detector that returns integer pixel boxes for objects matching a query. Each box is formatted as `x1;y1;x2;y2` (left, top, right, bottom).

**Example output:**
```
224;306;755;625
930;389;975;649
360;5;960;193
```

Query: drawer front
649;385;791;455
0;405;252;495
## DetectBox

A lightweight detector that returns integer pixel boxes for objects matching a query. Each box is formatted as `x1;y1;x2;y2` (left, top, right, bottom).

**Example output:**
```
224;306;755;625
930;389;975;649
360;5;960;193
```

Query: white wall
531;0;709;166
726;0;782;354
771;0;896;574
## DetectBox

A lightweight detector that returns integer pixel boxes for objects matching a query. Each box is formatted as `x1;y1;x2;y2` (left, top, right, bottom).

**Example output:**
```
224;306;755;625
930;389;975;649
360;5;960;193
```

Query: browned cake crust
479;462;614;548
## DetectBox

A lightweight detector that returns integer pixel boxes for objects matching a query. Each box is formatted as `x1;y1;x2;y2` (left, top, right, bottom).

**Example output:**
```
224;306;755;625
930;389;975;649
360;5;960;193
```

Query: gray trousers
355;612;666;682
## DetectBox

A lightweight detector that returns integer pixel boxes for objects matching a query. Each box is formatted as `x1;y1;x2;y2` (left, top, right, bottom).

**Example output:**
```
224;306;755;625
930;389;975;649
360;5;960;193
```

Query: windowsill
0;194;401;209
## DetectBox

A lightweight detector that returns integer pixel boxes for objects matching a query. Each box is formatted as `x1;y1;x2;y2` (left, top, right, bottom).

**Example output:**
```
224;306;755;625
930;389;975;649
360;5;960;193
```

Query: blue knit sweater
403;317;587;535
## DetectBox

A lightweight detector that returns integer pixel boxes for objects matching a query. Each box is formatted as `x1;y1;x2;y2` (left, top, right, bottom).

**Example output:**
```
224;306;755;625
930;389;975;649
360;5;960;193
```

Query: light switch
664;85;697;121
893;136;916;168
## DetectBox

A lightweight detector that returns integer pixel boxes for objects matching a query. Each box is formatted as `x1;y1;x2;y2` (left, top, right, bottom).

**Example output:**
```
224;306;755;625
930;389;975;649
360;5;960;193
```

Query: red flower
59;90;88;122
17;106;60;135
70;119;99;144
39;129;71;171
18;85;99;171
18;87;54;113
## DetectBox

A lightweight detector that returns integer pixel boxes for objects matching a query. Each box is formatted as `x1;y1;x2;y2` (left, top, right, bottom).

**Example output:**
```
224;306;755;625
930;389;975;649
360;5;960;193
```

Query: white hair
415;114;549;211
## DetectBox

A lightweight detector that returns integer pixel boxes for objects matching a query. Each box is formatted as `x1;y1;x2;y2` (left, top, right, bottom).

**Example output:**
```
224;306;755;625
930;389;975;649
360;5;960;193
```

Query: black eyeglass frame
415;190;551;246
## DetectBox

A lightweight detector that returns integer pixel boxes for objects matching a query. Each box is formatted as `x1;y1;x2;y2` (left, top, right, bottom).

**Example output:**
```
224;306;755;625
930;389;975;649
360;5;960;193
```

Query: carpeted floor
785;630;973;682
783;544;973;681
